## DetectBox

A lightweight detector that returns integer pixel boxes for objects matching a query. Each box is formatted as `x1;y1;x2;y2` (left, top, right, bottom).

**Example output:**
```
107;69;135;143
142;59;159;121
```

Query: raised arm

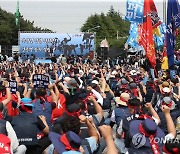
99;125;118;154
48;83;58;104
145;102;160;124
58;82;70;95
79;115;99;143
2;81;11;106
161;105;176;137
24;82;34;98
88;96;104;120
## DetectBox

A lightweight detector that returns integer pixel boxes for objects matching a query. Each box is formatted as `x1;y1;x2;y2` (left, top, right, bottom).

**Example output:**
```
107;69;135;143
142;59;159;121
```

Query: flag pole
163;0;167;24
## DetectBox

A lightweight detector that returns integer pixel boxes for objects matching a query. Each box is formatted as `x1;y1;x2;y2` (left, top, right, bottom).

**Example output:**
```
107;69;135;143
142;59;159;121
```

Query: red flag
139;0;156;68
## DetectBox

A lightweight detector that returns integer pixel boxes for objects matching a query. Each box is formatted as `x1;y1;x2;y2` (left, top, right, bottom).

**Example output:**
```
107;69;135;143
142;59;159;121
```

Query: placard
33;74;49;89
9;81;17;94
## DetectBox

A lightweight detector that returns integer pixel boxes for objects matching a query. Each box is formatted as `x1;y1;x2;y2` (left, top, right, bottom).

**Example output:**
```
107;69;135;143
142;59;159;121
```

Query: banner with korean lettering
125;0;144;23
139;0;156;68
166;0;180;67
20;32;95;58
33;74;49;89
9;81;17;94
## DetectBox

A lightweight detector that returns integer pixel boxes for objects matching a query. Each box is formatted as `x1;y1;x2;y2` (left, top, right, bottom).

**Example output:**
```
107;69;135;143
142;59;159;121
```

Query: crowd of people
0;53;179;154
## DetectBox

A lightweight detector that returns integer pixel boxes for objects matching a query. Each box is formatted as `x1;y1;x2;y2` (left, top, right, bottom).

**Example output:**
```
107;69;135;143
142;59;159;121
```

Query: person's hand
29;82;34;89
99;125;113;140
161;105;170;114
3;81;9;88
48;83;55;90
16;91;21;98
79;115;87;123
58;82;63;86
88;95;96;102
145;102;153;110
39;115;46;123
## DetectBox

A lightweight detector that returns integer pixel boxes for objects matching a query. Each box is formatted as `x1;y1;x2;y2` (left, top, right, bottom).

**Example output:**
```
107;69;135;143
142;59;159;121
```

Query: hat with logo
129;119;165;152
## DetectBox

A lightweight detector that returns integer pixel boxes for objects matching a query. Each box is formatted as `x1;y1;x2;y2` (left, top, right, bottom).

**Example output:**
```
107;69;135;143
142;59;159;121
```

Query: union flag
139;0;156;68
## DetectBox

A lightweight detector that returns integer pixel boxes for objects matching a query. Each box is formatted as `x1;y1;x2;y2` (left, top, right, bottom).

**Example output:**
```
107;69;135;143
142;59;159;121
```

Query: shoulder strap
81;139;92;154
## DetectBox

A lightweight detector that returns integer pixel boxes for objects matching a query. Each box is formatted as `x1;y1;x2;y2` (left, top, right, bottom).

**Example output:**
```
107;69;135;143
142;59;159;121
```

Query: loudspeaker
100;47;108;60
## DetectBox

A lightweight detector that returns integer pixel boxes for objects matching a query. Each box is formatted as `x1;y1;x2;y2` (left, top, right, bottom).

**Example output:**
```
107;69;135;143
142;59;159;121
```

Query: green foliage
81;6;130;50
0;7;51;45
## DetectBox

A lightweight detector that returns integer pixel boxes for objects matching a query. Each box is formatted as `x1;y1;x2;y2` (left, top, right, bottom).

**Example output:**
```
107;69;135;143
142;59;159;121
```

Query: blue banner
125;0;144;23
166;0;180;67
126;22;140;48
20;33;95;58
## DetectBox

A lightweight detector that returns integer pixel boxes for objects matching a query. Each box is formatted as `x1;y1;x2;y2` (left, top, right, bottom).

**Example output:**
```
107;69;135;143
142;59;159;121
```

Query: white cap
92;80;99;85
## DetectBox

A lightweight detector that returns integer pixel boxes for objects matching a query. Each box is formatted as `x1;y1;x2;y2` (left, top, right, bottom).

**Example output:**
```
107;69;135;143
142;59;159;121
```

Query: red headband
20;102;32;113
120;96;128;103
60;134;79;151
139;123;160;154
162;101;173;108
66;110;81;117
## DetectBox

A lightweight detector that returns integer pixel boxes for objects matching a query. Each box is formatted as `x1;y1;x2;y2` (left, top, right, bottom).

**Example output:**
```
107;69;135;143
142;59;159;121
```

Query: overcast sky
0;0;166;33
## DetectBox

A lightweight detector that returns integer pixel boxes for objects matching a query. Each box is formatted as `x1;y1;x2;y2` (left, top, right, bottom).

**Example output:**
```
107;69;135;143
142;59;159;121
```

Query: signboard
12;45;19;55
20;32;95;58
9;81;17;94
33;74;49;89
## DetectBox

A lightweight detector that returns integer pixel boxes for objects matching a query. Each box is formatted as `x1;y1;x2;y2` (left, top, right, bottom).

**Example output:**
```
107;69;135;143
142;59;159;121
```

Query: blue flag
126;22;139;48
166;0;180;67
125;0;144;23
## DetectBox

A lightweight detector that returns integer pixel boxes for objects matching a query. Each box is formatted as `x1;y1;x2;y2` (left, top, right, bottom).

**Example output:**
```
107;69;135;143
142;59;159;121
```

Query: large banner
19;33;95;58
125;0;144;23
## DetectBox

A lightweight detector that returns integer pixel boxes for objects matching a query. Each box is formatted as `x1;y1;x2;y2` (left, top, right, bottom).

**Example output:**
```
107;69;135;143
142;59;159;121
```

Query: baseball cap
21;98;33;107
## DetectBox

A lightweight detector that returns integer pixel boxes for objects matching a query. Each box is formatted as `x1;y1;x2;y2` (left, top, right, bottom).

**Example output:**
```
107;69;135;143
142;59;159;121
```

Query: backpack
0;134;12;154
102;98;111;110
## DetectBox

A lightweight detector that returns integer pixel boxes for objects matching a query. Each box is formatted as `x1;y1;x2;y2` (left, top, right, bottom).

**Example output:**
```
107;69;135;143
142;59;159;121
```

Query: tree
0;7;52;45
81;6;130;50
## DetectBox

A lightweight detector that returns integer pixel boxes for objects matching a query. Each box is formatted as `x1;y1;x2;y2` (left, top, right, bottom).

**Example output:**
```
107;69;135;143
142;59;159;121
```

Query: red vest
0;94;19;117
50;93;66;123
